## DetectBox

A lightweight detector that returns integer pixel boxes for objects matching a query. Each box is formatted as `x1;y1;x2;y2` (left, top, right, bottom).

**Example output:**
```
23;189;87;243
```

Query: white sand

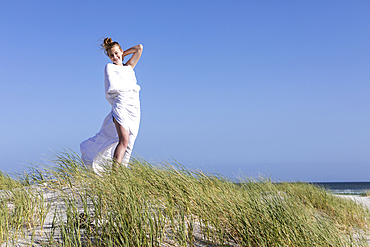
336;194;370;208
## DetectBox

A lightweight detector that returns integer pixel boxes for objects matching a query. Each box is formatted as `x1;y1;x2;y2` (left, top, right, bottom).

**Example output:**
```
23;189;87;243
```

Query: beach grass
362;190;370;197
0;170;50;245
1;152;370;246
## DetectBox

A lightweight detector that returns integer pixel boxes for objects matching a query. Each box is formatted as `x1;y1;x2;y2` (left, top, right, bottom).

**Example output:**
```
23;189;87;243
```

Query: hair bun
101;37;122;56
103;37;112;49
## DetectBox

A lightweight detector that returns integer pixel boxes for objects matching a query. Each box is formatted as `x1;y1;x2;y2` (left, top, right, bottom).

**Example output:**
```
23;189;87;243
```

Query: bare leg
113;117;129;169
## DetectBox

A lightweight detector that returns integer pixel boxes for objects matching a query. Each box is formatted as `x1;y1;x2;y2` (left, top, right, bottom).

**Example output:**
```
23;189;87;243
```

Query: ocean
311;182;370;195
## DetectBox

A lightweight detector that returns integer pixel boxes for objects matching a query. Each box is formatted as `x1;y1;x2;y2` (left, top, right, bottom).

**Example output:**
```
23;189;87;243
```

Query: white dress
80;63;141;173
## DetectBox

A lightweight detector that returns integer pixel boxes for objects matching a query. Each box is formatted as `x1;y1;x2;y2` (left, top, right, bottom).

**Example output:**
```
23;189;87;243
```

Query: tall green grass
0;152;369;246
0;170;50;245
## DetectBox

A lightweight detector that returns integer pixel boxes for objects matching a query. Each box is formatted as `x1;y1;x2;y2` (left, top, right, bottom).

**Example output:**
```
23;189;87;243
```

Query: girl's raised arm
123;44;143;69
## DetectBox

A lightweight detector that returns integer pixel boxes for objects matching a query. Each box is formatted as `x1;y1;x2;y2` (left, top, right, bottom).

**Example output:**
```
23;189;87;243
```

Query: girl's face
108;45;123;65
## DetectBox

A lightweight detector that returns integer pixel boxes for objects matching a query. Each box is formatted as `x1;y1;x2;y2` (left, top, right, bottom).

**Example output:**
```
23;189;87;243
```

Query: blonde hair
101;37;122;56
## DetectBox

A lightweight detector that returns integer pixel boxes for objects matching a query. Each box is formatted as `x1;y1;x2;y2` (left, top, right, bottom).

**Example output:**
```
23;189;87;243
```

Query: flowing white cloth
80;63;141;173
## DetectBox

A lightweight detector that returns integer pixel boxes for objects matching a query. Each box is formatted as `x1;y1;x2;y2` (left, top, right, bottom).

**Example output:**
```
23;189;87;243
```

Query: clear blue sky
0;1;369;182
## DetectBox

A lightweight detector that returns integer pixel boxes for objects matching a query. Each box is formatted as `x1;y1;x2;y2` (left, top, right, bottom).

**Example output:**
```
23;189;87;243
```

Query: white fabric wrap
80;63;141;173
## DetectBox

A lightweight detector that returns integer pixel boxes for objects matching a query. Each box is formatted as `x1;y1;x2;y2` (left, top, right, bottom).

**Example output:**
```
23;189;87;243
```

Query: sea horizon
310;181;370;195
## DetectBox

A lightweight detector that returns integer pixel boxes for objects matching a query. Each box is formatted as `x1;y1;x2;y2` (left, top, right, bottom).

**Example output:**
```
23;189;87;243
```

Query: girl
80;38;143;172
